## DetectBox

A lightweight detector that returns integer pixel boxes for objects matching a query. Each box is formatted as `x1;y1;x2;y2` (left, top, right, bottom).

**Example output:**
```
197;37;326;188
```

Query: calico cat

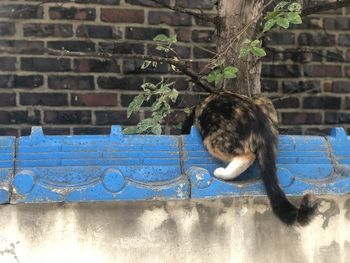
182;91;318;226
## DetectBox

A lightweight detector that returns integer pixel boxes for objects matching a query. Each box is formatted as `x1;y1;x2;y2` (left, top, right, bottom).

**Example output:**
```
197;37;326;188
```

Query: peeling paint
0;242;20;263
137;206;169;233
318;199;340;229
344;198;350;220
253;198;269;214
318;241;341;263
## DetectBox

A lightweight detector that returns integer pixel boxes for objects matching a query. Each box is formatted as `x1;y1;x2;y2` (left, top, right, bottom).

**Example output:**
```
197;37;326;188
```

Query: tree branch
0;46;215;93
302;0;350;17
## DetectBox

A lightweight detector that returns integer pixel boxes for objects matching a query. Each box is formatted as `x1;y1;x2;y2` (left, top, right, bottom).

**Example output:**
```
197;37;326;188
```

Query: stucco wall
0;196;349;263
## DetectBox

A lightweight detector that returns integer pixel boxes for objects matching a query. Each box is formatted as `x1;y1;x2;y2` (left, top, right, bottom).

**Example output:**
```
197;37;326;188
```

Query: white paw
214;167;227;178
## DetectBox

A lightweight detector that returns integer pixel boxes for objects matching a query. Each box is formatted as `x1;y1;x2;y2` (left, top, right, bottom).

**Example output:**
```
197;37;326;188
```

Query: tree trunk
217;0;265;96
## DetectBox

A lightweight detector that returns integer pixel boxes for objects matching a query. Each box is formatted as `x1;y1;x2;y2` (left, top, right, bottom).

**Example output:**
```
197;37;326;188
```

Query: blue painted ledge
1;126;349;204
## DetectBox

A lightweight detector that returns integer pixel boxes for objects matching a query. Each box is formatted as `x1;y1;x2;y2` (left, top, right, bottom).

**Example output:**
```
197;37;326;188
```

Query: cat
182;91;318;226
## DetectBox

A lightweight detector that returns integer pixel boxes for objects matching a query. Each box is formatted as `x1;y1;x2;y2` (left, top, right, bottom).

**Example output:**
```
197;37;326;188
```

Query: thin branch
199;0;275;75
0;46;215;93
148;0;217;23
302;0;350;17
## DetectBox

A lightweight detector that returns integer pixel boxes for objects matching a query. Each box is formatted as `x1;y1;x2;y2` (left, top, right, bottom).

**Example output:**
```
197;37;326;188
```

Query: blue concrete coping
184;127;350;198
0;126;349;204
0;136;15;204
12;126;188;203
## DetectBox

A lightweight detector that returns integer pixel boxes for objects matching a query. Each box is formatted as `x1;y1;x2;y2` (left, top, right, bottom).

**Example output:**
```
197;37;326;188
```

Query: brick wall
0;0;349;136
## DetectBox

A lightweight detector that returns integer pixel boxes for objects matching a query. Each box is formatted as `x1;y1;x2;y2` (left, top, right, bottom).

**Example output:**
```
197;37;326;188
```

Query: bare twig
199;0;275;75
0;46;215;93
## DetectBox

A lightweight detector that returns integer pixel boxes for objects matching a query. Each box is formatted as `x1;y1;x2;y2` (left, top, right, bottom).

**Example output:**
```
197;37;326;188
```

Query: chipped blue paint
0;136;15;204
0;125;349;204
184;126;350;198
12;126;189;203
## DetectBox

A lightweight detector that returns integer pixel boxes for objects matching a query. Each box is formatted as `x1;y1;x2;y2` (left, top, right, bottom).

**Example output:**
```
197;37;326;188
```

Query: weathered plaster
0;196;349;263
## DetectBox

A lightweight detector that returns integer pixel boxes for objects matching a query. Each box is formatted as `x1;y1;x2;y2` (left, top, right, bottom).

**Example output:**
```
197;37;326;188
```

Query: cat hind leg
214;152;256;180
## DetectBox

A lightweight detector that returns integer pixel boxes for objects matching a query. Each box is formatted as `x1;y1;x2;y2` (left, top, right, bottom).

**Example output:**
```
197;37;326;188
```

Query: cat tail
256;121;318;226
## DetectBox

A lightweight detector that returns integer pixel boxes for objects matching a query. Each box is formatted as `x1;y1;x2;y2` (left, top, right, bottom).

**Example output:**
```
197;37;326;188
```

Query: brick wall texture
0;0;349;136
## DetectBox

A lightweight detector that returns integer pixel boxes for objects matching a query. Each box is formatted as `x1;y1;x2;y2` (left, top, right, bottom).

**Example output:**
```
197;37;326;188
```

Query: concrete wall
0;196;349;263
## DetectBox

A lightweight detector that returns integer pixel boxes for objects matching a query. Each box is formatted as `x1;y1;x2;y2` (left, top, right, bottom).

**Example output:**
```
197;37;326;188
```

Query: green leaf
151;123;162;135
207;69;223;86
164;81;176;88
223;66;238;79
263;19;276;32
214;75;223;86
211;58;225;69
251;47;266;57
136;118;159;133
171;57;179;71
287;12;302;24
153;34;169;42
171;64;177;71
157;84;171;94
288;3;302;13
275;1;289;11
127;94;145;118
141;60;152;69
174;122;183;129
276;17;290;29
141;82;157;93
239;47;250;58
184;107;192;114
169;88;179;102
251;40;261;47
155;45;170;52
242;39;251;45
123;126;139;135
264;11;278;21
151;101;162;112
169;34;177;44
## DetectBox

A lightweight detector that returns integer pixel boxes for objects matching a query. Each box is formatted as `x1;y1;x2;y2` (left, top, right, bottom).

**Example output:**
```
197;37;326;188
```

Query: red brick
0;93;16;107
48;76;94;90
73;59;120;73
192;30;216;43
175;0;214;10
332;81;350;93
323;81;333;92
101;8;144;23
44;111;91;124
71;93;118;106
273;97;300;109
125;0;169;7
20;93;68;106
95;110;139;125
304;65;342;77
0;110;40;124
49;7;96;21
303;96;341;109
149;11;191;26
281;112;322;125
73;127;111;135
23;23;73;38
0;128;18;136
43;127;70;135
0;5;43;19
175;29;191;42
